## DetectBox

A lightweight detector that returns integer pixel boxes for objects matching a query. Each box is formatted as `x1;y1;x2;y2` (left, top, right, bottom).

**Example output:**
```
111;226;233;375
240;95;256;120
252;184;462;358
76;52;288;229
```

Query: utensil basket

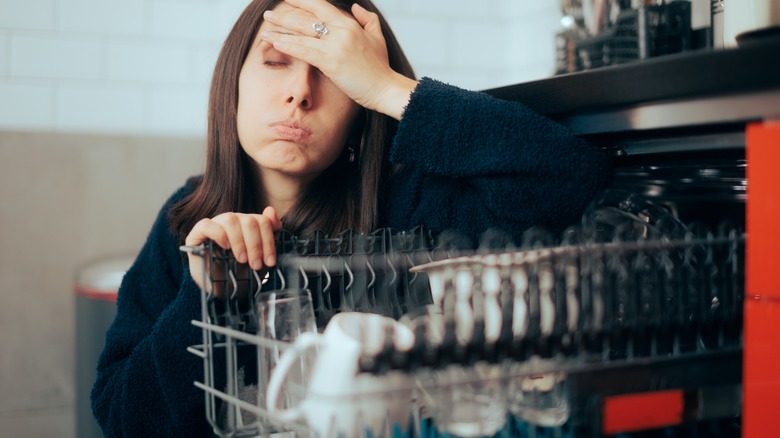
186;221;743;437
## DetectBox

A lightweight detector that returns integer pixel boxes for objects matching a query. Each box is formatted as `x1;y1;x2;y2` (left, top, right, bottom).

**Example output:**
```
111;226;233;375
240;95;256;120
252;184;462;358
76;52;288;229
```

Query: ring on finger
312;22;329;39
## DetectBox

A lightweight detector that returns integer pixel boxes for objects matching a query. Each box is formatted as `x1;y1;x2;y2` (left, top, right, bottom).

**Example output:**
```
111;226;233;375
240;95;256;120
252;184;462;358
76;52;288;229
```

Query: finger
351;4;370;27
257;215;278;267
239;214;265;270
262;206;283;230
212;213;248;264
186;218;231;250
351;4;385;47
260;31;328;68
351;3;379;33
283;0;345;24
263;7;321;38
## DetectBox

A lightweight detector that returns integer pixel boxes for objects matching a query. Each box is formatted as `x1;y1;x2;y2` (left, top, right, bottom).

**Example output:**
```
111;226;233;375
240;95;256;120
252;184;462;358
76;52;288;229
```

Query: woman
91;0;611;436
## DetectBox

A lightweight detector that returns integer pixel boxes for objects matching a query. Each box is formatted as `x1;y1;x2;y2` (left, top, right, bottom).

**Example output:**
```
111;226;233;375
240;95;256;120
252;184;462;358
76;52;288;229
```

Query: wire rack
185;219;744;437
556;1;692;74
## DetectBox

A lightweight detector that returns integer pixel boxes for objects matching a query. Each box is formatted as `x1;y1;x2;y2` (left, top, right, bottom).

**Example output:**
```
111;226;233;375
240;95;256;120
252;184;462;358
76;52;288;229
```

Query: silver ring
312;22;329;39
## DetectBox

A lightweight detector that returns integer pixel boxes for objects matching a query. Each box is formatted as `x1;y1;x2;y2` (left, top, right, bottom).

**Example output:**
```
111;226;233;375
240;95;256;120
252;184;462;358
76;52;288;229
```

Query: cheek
235;105;252;149
321;79;360;121
237;69;270;123
236;90;265;145
327;99;361;137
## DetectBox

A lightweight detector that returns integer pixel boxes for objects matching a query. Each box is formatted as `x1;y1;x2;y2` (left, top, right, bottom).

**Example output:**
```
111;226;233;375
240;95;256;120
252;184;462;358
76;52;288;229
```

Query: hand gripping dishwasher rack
185;223;745;438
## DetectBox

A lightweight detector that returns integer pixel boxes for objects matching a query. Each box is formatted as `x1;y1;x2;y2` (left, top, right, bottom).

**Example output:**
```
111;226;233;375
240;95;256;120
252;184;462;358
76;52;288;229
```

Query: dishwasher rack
185;219;744;437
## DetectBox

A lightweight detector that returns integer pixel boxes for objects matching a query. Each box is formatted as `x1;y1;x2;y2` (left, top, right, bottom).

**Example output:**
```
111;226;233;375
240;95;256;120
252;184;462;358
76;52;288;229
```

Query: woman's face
236;3;361;184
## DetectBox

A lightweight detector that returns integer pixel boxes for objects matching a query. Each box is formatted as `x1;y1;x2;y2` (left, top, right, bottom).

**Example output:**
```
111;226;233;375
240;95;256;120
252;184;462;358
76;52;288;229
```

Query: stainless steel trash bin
74;255;135;438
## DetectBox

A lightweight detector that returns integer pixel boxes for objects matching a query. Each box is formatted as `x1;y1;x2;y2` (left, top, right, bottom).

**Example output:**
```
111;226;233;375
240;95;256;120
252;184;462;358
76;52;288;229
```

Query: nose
285;64;316;110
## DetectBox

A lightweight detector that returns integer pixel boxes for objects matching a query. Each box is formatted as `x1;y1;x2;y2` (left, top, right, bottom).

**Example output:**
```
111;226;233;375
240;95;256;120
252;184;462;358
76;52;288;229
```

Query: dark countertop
484;38;780;119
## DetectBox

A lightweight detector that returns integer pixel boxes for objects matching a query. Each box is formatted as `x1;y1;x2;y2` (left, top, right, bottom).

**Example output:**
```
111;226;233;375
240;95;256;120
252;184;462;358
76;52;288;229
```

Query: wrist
376;74;418;121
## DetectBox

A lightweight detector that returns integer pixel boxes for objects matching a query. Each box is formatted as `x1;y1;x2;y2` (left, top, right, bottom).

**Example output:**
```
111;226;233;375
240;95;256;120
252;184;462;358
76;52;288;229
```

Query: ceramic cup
266;312;415;437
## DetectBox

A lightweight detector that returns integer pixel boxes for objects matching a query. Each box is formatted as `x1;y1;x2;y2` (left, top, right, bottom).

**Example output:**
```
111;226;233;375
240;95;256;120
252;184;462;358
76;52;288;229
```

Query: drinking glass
508;357;570;428
426;363;508;437
255;289;318;428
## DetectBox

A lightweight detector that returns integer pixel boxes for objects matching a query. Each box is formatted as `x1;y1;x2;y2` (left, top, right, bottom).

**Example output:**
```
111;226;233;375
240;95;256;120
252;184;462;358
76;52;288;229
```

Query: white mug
266;312;415;437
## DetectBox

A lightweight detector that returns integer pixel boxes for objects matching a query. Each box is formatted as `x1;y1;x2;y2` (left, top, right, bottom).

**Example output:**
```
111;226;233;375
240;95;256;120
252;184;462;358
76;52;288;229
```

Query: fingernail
263;10;274;18
266;255;275;266
252;260;262;270
238;251;247;263
260;31;272;40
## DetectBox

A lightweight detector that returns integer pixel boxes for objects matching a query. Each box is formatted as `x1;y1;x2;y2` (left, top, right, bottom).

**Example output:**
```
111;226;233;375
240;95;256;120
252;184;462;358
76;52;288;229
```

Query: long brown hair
169;0;415;241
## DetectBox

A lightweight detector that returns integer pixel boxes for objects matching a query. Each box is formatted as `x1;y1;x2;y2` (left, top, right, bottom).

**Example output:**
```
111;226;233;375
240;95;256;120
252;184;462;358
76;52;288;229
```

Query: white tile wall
150;1;225;41
106;40;193;84
372;0;405;16
0;0;562;137
11;33;103;80
0;0;56;31
56;84;146;132
57;0;146;35
390;0;559;87
192;42;222;87
0;31;9;75
450;23;505;69
149;85;210;136
505;3;563;83
387;17;449;67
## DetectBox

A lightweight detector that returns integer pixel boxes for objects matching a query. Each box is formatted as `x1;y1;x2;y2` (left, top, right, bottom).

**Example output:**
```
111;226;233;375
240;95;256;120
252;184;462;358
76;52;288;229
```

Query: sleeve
385;77;612;241
90;182;213;438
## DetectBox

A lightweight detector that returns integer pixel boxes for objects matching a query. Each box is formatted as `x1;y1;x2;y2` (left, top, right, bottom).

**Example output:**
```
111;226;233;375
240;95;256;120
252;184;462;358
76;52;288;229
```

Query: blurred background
0;0;563;436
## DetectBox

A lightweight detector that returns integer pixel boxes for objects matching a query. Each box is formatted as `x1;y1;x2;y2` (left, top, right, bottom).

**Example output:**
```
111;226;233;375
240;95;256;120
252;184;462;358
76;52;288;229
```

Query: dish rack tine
251;269;264;300
332;256;352;312
297;265;309;291
321;262;332;294
344;259;354;293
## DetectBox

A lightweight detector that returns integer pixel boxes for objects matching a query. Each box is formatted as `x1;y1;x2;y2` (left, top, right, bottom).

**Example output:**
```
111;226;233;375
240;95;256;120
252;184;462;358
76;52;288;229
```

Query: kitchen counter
484;37;780;135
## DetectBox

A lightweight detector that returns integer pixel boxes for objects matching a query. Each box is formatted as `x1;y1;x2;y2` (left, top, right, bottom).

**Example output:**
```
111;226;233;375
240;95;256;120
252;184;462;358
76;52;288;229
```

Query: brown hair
169;0;415;241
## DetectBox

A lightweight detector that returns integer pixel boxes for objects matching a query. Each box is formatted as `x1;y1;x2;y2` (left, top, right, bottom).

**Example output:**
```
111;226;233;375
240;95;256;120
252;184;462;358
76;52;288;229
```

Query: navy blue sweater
91;78;610;437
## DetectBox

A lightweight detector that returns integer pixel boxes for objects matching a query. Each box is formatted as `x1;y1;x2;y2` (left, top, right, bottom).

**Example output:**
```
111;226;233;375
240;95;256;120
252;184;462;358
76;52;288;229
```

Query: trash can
74;255;135;438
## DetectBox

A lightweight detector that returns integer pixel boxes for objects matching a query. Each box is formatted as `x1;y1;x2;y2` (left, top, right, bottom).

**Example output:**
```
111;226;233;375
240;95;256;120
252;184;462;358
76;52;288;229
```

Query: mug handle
265;331;323;422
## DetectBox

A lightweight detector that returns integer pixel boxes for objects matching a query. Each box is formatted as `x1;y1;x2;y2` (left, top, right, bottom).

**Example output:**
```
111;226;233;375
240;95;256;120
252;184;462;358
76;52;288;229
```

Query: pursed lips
271;120;311;142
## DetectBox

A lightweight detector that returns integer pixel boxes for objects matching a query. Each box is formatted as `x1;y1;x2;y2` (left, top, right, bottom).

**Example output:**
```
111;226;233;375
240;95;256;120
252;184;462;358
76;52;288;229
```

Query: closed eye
260;43;290;68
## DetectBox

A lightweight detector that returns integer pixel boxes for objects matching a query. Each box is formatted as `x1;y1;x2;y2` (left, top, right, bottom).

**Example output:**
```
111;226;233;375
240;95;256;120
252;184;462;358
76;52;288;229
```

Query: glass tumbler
256;289;318;426
508;357;570;428
427;363;508;437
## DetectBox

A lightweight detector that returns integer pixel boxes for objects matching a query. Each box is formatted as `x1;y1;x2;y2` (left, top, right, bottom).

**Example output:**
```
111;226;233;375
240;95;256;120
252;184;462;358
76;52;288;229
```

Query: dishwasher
185;215;743;437
183;173;746;438
185;40;779;438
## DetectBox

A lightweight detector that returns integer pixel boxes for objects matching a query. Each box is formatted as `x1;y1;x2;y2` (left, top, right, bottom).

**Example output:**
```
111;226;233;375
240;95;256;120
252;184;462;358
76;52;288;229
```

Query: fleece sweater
386;78;611;241
91;77;611;437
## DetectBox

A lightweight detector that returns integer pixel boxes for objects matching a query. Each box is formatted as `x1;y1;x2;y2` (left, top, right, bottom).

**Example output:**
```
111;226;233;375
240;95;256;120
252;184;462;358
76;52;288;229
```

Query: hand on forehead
265;0;353;37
